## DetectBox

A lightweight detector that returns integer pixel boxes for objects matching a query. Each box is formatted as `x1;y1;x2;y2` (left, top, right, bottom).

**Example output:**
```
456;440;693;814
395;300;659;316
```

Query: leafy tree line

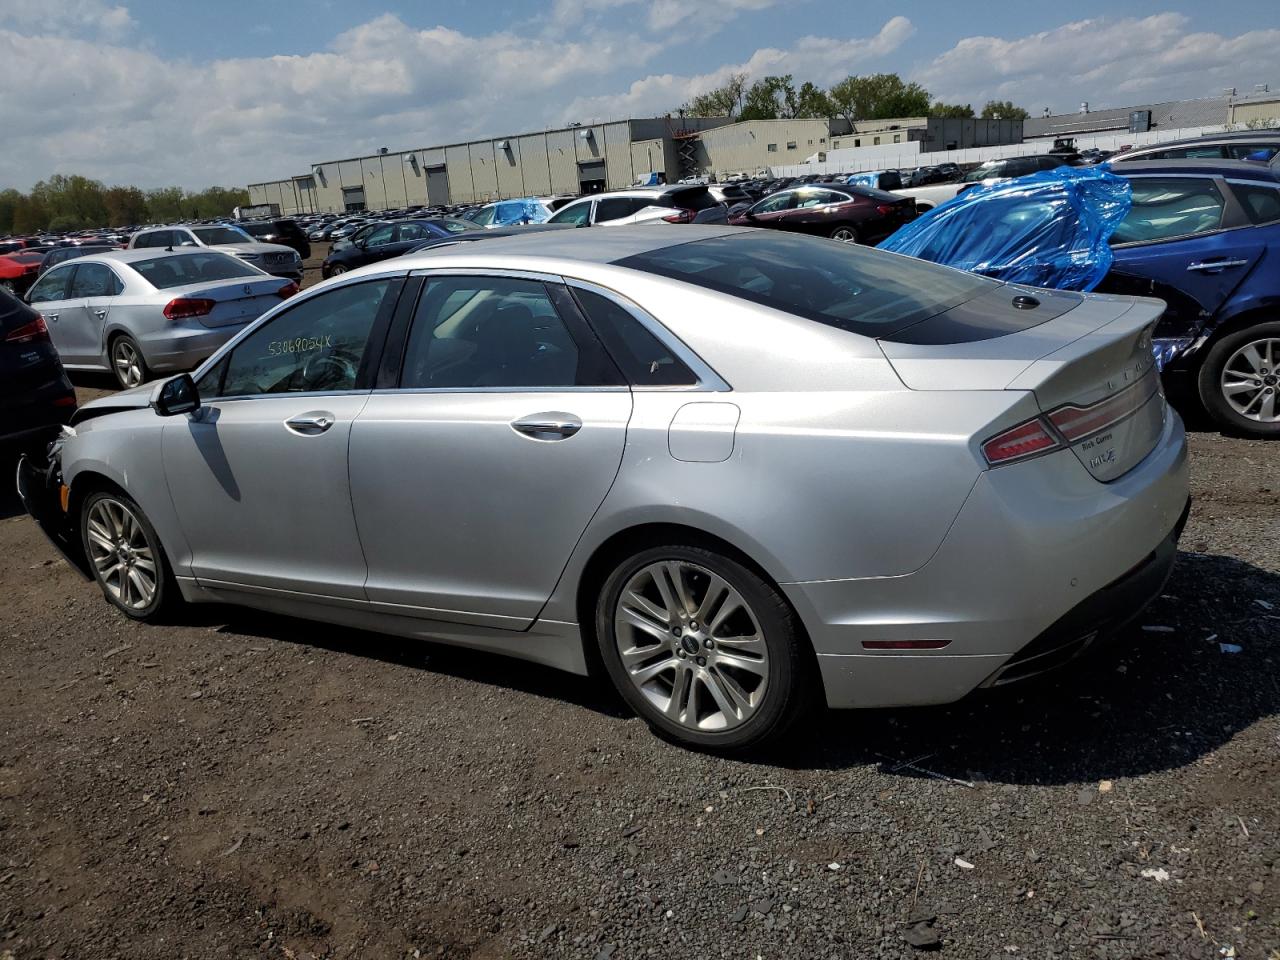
683;72;1030;124
0;174;250;235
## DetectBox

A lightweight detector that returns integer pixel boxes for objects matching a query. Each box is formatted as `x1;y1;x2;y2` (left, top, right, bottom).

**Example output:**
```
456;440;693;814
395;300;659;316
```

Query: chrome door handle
1186;259;1248;272
284;411;335;435
45;314;58;321
511;413;582;441
93;310;108;319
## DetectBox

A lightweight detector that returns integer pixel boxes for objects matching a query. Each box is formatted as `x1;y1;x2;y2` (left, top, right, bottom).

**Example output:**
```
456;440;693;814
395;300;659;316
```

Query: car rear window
131;252;260;289
616;232;1000;338
668;187;719;211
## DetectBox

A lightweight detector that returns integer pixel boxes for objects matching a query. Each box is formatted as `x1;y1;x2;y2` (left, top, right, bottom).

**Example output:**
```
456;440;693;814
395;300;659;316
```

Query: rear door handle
285;411;335;435
511;413;582;441
1187;258;1249;272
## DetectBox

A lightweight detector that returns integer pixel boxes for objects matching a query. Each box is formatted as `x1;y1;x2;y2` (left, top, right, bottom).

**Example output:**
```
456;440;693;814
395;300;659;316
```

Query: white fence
766;124;1230;177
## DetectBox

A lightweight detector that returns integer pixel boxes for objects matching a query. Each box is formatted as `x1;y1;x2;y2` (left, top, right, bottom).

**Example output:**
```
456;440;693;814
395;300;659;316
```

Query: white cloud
0;0;133;38
564;16;914;121
549;0;778;33
914;14;1280;113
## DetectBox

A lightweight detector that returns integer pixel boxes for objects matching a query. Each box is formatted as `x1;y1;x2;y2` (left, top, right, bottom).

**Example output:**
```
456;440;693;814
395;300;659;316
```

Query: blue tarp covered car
879;165;1132;291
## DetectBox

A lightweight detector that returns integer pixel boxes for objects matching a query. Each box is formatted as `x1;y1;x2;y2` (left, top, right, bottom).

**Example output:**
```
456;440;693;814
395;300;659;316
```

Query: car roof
61;248;245;266
398;223;741;268
1123;132;1280;152
1113;159;1280;182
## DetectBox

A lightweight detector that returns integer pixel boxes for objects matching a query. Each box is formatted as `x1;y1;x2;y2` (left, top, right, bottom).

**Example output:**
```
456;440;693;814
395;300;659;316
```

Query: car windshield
131;252;260;289
617;232;998;337
960;164;1004;183
192;226;253;245
440;219;482;233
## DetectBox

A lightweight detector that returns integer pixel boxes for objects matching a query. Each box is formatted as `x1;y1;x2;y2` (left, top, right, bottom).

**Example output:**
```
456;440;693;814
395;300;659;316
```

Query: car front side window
364;224;395;247
212;278;396;398
27;265;74;304
548;201;591;226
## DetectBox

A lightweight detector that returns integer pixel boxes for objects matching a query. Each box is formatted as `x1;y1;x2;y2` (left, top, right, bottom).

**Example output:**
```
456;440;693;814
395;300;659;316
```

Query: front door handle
93;310;108;320
45;314;58;322
511;413;582;441
1187;258;1249;273
284;411;335;435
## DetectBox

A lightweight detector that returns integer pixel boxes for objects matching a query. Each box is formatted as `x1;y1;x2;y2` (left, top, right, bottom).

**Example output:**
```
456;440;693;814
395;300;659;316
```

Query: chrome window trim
562;277;732;393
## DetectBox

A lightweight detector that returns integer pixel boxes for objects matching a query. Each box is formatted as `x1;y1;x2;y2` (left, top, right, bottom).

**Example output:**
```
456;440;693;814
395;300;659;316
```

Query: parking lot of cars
1;128;1279;958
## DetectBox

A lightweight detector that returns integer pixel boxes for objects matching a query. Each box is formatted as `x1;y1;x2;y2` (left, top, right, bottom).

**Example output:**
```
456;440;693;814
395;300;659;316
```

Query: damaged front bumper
15;431;91;581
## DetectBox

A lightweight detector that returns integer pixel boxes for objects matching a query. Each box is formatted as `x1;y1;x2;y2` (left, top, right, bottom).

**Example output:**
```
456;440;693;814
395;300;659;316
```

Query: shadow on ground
192;550;1280;786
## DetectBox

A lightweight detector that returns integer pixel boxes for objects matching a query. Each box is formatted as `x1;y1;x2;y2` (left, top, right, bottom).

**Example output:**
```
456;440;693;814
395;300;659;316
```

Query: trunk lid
164;276;291;328
879;288;1166;481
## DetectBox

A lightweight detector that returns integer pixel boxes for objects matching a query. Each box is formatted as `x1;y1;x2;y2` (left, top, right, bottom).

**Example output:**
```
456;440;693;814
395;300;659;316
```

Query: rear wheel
595;544;812;752
1197;321;1280;437
80;489;178;621
110;334;149;390
829;225;859;243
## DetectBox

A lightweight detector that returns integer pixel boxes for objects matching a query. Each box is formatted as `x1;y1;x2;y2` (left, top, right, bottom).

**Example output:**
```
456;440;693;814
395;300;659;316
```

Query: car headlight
237;253;260;261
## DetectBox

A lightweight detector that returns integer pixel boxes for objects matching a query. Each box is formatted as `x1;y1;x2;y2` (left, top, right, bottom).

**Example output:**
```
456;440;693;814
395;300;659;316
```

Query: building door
426;165;449;205
578;160;607;194
342;186;366;211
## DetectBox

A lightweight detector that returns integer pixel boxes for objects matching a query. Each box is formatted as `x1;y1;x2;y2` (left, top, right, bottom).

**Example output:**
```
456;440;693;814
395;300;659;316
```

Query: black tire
595;543;814;752
1196;320;1280;438
80;489;179;621
829;225;860;243
109;334;150;390
329;264;348;276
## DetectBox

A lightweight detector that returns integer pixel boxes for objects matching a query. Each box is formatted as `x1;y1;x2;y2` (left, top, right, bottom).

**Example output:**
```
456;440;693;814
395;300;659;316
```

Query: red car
730;184;916;244
0;249;50;297
0;238;45;255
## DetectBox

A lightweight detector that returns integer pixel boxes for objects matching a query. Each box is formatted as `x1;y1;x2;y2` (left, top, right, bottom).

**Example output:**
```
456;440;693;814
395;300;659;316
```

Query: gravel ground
1;253;1277;958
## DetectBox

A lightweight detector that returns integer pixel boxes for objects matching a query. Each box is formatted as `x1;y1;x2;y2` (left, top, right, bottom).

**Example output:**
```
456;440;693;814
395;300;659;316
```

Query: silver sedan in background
24;249;298;388
20;227;1189;752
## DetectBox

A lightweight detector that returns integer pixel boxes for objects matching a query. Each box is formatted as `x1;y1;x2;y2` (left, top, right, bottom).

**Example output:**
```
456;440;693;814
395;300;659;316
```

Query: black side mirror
150;373;200;417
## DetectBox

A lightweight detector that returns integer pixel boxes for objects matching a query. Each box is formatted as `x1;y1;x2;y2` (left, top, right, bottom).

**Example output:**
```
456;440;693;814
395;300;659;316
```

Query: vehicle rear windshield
132;253;259;289
192;226;252;245
616;232;999;338
668;188;718;211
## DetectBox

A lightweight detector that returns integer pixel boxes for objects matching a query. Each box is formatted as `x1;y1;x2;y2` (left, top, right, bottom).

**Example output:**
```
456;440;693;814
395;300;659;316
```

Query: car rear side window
68;263;121;298
132;253;259;289
399;276;616;390
1111;177;1227;244
616;232;999;339
595;197;641;221
548;202;591;226
1232;183;1280;224
216;279;395;397
573;288;697;387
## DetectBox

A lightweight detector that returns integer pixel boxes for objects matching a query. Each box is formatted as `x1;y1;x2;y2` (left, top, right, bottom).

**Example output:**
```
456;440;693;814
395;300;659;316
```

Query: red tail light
53;394;77;407
276;281;299;299
876;203;898;216
661;208;694;223
1047;376;1158;442
163;297;216;320
982;418;1060;465
4;315;50;344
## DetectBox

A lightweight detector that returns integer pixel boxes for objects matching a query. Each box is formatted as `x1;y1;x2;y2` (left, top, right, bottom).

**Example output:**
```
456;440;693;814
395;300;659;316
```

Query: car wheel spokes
87;499;156;610
1222;337;1280;422
614;560;769;732
113;341;142;387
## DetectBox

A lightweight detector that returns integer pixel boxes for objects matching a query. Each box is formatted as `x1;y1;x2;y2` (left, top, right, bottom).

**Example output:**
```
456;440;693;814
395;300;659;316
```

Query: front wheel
80;490;178;620
595;544;813;752
110;334;149;390
1197;322;1280;437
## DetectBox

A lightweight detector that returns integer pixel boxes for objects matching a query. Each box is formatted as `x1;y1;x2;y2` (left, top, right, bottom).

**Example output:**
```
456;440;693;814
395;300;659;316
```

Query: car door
59;262;122;365
547;199;593;227
25;264;80;360
355;223;397;265
162;276;404;599
348;272;631;628
743;190;798;228
387;222;431;257
1102;175;1260;342
785;189;848;235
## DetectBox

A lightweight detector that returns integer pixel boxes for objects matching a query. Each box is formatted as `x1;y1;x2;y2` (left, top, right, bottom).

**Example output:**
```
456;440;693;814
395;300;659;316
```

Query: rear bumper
0;376;76;446
785;408;1190;709
138;321;248;372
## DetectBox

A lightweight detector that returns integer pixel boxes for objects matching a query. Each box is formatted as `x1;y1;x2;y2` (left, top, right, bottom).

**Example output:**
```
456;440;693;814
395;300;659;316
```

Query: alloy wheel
612;560;769;732
112;339;144;388
1220;337;1280;423
85;498;158;611
830;227;857;243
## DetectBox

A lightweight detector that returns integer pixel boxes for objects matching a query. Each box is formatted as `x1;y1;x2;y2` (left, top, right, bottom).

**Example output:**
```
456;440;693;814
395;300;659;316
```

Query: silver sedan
24;249;298;389
19;227;1190;751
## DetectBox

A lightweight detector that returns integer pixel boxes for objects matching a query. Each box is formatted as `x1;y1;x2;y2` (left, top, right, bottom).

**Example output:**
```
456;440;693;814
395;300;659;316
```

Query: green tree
684;72;748;118
740;75;800;121
0;188;21;235
144;186;186;223
11;195;49;234
795;81;834;119
828;73;931;124
931;101;974;118
30;174;108;230
103;185;149;226
981;100;1030;120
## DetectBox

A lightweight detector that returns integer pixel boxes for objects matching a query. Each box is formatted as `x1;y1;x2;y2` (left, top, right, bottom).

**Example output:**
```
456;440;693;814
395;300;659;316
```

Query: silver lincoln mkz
19;227;1190;751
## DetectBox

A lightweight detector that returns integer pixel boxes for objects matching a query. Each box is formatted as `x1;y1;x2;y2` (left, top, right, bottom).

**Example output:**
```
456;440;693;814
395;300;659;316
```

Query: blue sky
1;0;1276;190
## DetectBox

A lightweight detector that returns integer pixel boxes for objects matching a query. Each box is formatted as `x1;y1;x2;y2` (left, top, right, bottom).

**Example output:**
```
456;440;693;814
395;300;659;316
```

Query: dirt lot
1;249;1278;958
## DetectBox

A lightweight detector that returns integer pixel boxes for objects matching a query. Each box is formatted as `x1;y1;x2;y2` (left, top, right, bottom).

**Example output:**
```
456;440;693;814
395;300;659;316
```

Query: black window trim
377;268;628;394
199;274;407;401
